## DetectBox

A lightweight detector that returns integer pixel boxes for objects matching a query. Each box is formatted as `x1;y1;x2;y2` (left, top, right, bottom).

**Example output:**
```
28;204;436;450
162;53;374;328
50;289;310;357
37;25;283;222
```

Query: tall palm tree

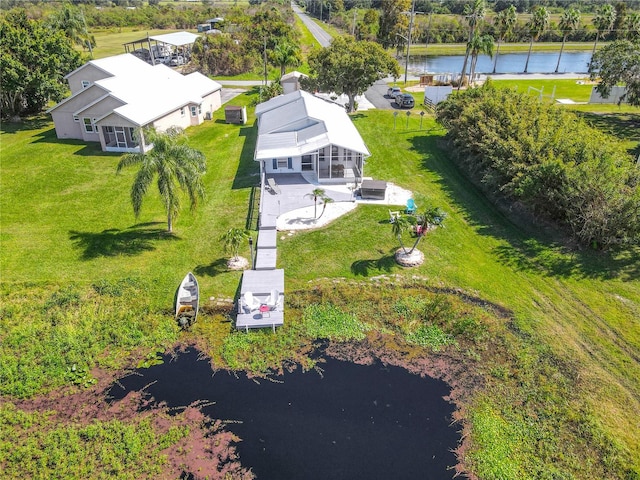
304;187;326;219
524;6;549;73
458;0;485;90
555;8;581;73
469;32;494;85
625;12;640;41
591;3;616;60
116;127;206;233
48;3;94;58
492;5;517;74
271;41;302;78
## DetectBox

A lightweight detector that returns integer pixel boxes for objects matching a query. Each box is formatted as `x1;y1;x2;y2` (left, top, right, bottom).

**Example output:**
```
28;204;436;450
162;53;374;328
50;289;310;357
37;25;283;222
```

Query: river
406;51;593;75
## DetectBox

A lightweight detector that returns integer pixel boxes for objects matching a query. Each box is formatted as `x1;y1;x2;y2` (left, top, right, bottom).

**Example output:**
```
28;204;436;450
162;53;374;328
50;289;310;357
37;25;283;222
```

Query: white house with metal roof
254;90;370;184
47;53;222;153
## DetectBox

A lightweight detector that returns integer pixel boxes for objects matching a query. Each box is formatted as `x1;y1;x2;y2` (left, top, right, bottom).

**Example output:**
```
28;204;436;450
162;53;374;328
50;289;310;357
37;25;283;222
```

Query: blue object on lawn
406;198;416;214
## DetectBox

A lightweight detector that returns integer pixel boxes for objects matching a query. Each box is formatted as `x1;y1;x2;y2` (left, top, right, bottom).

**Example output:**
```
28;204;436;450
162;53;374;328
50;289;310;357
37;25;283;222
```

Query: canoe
175;272;199;329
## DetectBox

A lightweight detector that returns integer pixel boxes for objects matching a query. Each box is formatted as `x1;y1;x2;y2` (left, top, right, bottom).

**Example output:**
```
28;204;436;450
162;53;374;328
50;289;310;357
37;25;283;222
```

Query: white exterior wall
67;65;112;94
262;156;302;174
202;90;222;117
152;107;192;131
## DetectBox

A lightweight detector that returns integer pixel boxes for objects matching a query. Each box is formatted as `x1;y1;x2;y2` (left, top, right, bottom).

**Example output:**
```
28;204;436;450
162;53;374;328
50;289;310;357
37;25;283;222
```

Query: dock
236;269;284;332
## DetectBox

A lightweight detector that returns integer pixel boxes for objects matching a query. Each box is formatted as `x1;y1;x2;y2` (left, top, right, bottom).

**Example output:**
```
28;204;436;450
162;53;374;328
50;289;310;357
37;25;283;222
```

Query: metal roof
254;91;370;160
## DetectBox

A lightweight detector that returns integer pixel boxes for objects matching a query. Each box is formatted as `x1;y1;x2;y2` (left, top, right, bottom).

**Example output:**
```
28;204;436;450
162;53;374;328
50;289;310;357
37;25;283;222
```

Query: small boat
175;272;199;329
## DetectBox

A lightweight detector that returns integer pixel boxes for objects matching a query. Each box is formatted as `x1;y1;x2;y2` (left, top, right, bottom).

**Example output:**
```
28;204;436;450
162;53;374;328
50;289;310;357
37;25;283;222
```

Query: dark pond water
108;348;460;479
407;51;592;74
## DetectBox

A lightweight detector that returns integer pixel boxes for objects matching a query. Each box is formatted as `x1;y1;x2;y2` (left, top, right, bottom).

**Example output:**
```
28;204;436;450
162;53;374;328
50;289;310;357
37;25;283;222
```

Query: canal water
407;51;592;75
108;348;460;479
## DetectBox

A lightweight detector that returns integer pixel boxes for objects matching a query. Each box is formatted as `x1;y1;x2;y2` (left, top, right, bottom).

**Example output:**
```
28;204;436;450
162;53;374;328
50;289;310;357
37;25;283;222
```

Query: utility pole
404;0;416;84
263;36;268;86
352;8;357;36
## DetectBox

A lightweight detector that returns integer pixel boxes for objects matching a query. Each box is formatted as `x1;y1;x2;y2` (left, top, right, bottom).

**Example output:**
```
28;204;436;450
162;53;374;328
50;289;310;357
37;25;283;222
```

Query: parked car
169;55;185;66
395;93;415;108
387;86;402;99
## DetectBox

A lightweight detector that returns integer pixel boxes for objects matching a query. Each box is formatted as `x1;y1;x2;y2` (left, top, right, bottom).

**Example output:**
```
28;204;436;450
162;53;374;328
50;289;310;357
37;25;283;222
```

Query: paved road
291;2;332;47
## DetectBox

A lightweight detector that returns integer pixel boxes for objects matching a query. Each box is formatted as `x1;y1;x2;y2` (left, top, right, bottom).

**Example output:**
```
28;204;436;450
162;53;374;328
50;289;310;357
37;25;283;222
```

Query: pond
108;348;460;479
406;51;592;75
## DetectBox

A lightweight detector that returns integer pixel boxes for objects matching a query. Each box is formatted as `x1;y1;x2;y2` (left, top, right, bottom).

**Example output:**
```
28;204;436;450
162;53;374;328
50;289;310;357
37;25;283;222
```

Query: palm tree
407;207;446;254
458;0;485;90
391;215;412;255
555;8;581;73
271;41;302;78
116;127;206;233
318;194;334;219
524;6;549;73
220;228;250;261
468;32;494;85
492;5;517;74
304;188;326;219
48;3;94;58
591;4;616;60
625;12;640;41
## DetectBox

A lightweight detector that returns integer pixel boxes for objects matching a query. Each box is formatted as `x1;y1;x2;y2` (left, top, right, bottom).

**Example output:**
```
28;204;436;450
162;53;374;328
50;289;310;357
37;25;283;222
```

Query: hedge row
436;81;640;248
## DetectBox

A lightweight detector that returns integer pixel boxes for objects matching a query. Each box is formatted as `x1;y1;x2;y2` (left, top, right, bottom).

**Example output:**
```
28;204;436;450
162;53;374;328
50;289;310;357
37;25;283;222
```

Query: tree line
436;80;640;249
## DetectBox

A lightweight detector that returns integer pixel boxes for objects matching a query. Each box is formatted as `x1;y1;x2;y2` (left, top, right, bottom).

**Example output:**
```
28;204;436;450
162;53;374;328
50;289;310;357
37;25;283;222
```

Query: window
190;106;197;117
81;80;90;89
83;118;96;133
180;107;185;117
277;158;288;169
73;115;80;123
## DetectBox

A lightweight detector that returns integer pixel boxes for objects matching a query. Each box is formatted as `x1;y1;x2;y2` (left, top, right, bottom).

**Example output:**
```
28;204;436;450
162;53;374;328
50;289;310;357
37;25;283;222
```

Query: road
291;2;332;48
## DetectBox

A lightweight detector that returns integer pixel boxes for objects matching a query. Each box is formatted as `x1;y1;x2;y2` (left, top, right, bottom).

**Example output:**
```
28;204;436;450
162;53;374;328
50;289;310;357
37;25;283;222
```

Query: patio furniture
265;289;281;310
259;304;270;318
267;177;281;194
243;291;261;312
406;198;416;214
389;210;401;223
360;180;387;200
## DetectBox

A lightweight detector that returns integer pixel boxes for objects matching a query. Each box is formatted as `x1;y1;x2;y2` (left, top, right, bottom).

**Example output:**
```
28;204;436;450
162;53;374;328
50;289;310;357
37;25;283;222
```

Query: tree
468;32;493;85
270;40;302;78
304;188;326;219
47;2;95;57
612;1;627;40
458;0;485;90
625;12;640;41
116;128;206;233
589;40;640;106
220;228;250;261
591;3;616;60
318;193;334;219
0;10;83;120
555;8;581;73
377;0;410;49
523;6;549;73
391;215;412;255
306;35;400;113
191;34;257;76
407;207;446;254
492;5;517;74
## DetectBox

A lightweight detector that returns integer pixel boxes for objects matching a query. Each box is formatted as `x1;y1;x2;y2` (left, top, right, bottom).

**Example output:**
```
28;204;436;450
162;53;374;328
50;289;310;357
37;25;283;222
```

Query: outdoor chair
389;210;401;223
265;289;281;310
243;291;261;312
405;198;417;214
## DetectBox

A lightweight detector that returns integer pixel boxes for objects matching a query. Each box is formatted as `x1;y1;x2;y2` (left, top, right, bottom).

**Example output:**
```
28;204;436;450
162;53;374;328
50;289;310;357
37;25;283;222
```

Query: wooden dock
236;269;284;332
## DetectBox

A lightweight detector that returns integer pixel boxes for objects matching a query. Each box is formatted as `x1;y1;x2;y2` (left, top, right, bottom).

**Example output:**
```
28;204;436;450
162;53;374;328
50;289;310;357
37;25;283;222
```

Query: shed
224;105;247;124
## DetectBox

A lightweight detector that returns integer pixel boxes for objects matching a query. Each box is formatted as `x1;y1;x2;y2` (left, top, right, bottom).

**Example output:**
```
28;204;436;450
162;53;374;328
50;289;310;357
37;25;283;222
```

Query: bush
436;81;640;248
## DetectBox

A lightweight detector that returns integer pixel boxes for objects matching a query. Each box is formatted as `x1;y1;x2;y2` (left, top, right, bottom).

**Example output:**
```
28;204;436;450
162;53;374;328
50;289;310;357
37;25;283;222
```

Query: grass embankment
1;90;639;477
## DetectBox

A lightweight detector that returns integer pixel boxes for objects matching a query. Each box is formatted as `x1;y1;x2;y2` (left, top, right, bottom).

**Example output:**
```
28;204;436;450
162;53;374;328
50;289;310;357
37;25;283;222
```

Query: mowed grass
0;94;259;306
90;28;190;59
2;93;639;475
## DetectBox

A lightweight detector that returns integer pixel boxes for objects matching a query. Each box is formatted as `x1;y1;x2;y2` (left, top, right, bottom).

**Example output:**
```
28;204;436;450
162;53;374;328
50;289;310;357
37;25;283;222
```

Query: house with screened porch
254;90;370;184
47;53;222;153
